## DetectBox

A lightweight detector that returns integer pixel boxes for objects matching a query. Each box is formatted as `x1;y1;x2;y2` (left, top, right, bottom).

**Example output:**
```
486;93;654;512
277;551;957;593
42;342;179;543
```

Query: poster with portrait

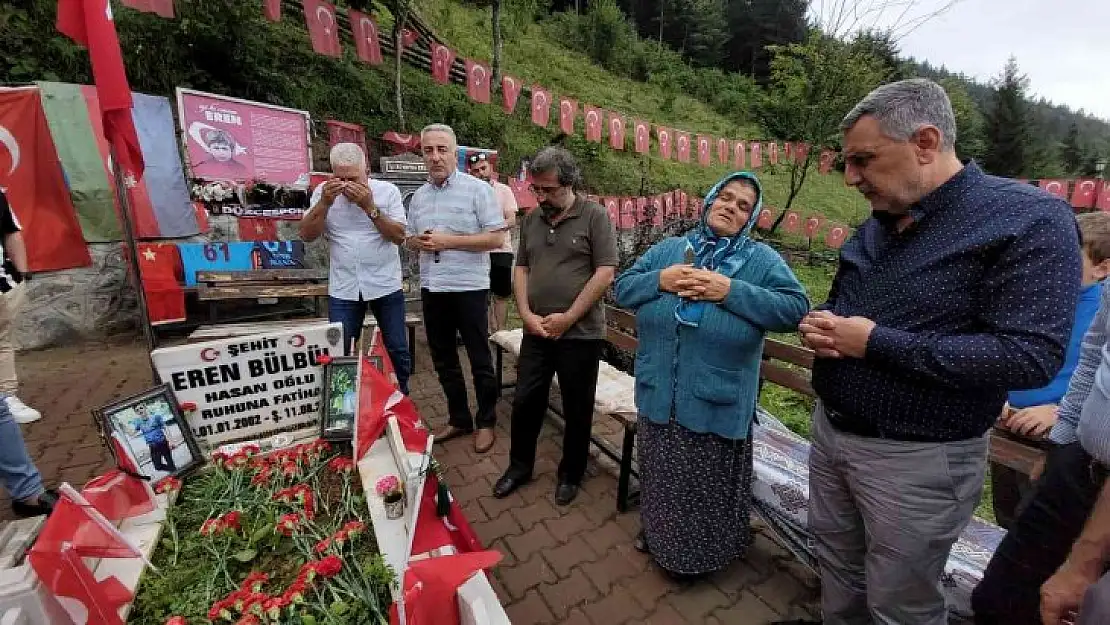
176;88;312;185
93;385;203;482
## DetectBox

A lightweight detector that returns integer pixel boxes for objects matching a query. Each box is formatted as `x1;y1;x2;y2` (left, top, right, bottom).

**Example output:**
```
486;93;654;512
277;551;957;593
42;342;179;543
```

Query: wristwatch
366;204;381;220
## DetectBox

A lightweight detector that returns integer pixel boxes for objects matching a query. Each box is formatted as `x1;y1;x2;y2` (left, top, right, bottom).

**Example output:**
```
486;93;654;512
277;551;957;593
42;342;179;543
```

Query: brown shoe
435;425;472;443
474;428;496;453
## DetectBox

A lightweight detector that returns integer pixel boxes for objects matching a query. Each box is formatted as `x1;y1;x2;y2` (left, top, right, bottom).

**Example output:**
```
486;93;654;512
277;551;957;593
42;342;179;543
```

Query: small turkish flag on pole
696;135;711;166
465;59;491;104
634;120;650;154
608;113;626;151
531;87;551;127
733;141;746;169
584;107;603;142
351;10;384;65
1072;179;1098;209
558;97;577;134
501;75;522;114
1098;180;1110;212
675;132;691;163
657;127;673;160
263;0;281;21
303;0;342;58
430;43;456;84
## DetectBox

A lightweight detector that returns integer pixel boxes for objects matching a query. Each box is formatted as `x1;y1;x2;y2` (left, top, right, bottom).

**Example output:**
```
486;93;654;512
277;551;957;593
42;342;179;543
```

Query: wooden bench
196;269;328;323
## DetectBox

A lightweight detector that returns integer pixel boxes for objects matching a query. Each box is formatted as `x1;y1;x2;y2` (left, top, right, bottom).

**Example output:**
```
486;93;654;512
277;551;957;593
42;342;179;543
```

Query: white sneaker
6;396;40;424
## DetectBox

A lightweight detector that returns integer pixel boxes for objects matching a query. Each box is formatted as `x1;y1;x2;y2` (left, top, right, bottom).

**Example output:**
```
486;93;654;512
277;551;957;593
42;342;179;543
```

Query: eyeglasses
467;153;489;164
530;183;563;196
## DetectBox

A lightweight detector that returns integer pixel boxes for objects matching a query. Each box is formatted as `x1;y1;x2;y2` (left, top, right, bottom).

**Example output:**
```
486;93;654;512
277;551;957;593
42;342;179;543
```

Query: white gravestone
151;323;343;447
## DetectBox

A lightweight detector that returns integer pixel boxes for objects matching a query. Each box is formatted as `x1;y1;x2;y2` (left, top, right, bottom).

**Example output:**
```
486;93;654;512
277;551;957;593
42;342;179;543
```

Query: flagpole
108;145;160;383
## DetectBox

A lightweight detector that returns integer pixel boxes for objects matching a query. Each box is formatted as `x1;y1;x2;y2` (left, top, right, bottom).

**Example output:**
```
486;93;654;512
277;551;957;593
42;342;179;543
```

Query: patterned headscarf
675;171;763;327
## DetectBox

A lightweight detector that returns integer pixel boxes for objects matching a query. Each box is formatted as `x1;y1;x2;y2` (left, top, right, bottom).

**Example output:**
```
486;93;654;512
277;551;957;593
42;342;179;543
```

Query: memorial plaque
151;323;342;446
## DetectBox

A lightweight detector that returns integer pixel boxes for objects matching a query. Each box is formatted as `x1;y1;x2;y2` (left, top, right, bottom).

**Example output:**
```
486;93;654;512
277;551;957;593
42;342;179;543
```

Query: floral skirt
637;416;754;575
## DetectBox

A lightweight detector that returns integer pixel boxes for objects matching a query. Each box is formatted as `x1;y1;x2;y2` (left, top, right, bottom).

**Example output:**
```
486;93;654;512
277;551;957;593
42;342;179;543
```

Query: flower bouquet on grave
376;475;405;520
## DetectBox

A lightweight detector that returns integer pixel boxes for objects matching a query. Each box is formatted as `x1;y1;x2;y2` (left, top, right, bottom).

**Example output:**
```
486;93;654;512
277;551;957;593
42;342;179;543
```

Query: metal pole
108;146;160;383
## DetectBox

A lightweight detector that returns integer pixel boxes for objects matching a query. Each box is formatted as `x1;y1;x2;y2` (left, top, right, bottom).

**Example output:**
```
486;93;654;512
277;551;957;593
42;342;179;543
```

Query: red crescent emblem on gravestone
200;348;220;362
288;334;306;347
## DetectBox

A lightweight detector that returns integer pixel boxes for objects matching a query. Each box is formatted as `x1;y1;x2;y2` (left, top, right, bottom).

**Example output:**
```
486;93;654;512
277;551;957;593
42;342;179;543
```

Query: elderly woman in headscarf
613;171;809;580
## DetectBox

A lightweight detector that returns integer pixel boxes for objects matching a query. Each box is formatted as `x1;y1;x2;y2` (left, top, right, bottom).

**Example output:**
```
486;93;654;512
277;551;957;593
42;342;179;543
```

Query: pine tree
1061;122;1084;175
983;57;1030;177
723;0;808;80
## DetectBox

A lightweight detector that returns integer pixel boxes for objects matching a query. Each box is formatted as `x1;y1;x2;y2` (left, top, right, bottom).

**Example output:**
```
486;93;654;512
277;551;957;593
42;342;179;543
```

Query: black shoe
492;472;530;499
12;489;58;519
661;568;708;584
554;482;579;506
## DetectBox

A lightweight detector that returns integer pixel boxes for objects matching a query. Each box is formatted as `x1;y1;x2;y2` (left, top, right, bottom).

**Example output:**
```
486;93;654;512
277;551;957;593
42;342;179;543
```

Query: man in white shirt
405;124;506;453
300;143;412;394
466;152;518;334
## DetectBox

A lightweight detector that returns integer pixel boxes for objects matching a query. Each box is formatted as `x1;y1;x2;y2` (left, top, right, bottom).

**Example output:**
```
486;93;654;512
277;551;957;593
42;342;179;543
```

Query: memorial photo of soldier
320;357;358;441
95;386;202;482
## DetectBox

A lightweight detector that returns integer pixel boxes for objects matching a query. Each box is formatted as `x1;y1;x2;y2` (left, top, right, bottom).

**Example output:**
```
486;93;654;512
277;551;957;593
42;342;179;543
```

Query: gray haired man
782;79;1082;624
492;147;618;506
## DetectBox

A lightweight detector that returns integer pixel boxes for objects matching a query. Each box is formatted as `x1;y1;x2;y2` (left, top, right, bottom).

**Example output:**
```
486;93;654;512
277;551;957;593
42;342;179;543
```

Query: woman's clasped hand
660;265;732;302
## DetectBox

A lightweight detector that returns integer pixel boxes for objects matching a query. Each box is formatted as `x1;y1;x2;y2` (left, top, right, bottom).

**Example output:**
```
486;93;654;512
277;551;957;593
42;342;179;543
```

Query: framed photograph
93;384;204;482
320;356;359;442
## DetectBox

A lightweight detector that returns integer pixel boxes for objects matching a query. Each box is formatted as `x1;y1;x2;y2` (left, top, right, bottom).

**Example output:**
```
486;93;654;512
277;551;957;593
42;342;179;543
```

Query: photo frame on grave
319;356;359;442
92;384;204;482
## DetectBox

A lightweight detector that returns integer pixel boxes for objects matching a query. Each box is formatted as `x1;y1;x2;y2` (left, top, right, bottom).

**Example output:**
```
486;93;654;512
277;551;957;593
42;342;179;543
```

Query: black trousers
972;443;1107;624
989;460;1037;530
421;289;498;430
148;440;176;472
508;334;602;485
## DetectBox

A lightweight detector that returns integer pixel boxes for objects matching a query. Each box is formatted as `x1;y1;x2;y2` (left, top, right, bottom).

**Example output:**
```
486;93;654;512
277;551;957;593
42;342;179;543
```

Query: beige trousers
0;284;26;394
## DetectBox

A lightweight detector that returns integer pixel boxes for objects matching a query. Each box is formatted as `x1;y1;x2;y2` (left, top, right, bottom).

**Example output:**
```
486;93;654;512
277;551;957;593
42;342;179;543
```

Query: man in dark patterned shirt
791;79;1082;625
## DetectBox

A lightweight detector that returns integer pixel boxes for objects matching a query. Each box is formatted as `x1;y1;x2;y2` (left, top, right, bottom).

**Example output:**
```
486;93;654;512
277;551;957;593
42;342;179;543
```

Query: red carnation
275;513;302;536
315;354;332;365
180;401;197;412
234;615;261;625
154;476;182;494
313;555;343;578
327;457;355;473
222;510;242;531
240;571;269;593
315;536;332;553
199;518;226;536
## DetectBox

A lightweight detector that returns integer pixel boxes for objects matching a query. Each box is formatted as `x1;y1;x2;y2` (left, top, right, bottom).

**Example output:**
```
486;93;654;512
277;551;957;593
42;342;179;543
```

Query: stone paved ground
4;331;820;624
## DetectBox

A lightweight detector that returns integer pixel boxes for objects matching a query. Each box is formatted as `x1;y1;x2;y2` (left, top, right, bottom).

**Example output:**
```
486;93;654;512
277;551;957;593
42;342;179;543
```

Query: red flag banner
603;197;619;226
608;113;626;151
121;0;174;18
677;190;689;214
620;197;636;230
635;197;648;225
783;142;794;163
1073;179;1099;209
1039;179;1068;199
696;135;711;166
57;0;145;181
675;132;691;163
531;87;551;127
326;120;366;152
733;141;746;170
558;97;577;135
750;143;762;169
1098;181;1110;212
584;106;603;142
381;131;420;154
0;88;91;271
663;191;676;218
263;0;281;21
350;10;383;65
819;149;835;174
303;0;341;57
465;59;491;104
429;43;455;85
657;127;673;160
82;468;155;522
501;75;522;114
782;210;801;233
826;223;849;249
757;208;775;230
651;195;664;226
238;218;278;241
507;178;538;211
804;214;824;238
401;28;418;48
134;242;185;324
717;138;729;166
796;142;811;165
634;120;650;154
767;142;779;165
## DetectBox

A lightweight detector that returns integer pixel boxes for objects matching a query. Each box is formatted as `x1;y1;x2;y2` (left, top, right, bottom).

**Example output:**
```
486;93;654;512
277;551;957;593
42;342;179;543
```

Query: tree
723;0;808;80
983;56;1030;177
757;32;887;220
388;0;414;130
851;29;908;80
1061;122;1084;175
939;78;986;162
491;0;504;81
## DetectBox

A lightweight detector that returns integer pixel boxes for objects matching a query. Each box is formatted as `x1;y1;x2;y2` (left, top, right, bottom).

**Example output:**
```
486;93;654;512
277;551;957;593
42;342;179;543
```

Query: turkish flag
608;113;626;151
634;120;650;154
696;135;711;166
635;197;648;224
767;142;779;165
465;59;491;104
826;223;849;249
531;87;551;127
430;43;456;85
29;547;132;625
406;468;486;557
120;0;174;18
389;551;502;625
584;106;603;142
1073;179;1099;209
350;10;384;66
657;127;673;160
757;208;774;229
1098;181;1110;212
783;142;793;163
558;98;577;135
368;327;401;387
57;0;145;184
507;178;538;211
1040;179;1068;199
327;119;366;153
804;214;824;238
382;131;420;154
677;190;688;214
501;75;522;114
619;197;635;230
603;198;619;226
717;138;729;166
733;141;746;170
819;149;835;174
750;142;762;169
650;195;664;226
134;242;185;323
0;88;91;271
82;469;155;522
303;0;341;57
795;142;811;165
663;191;676;218
263;0;281;21
238;217;278;241
675;132;691;163
356;353;427;461
783;211;801;233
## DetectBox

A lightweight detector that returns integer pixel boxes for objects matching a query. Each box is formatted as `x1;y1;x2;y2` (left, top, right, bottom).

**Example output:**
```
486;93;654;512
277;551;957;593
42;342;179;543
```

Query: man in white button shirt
300;143;412;394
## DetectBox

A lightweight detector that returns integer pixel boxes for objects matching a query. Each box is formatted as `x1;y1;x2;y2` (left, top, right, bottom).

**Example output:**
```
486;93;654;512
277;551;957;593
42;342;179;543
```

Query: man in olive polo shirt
492;147;619;506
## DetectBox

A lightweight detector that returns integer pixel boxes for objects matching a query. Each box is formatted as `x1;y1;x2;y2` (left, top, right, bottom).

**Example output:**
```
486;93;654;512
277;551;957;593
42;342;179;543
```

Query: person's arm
1051;288;1110;443
613;241;669;310
434;231;505;252
513;222;547;337
368;183;407;245
1041;480;1110;624
864;211;1082;390
3;232;27;274
299;182;341;242
720;250;810;332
